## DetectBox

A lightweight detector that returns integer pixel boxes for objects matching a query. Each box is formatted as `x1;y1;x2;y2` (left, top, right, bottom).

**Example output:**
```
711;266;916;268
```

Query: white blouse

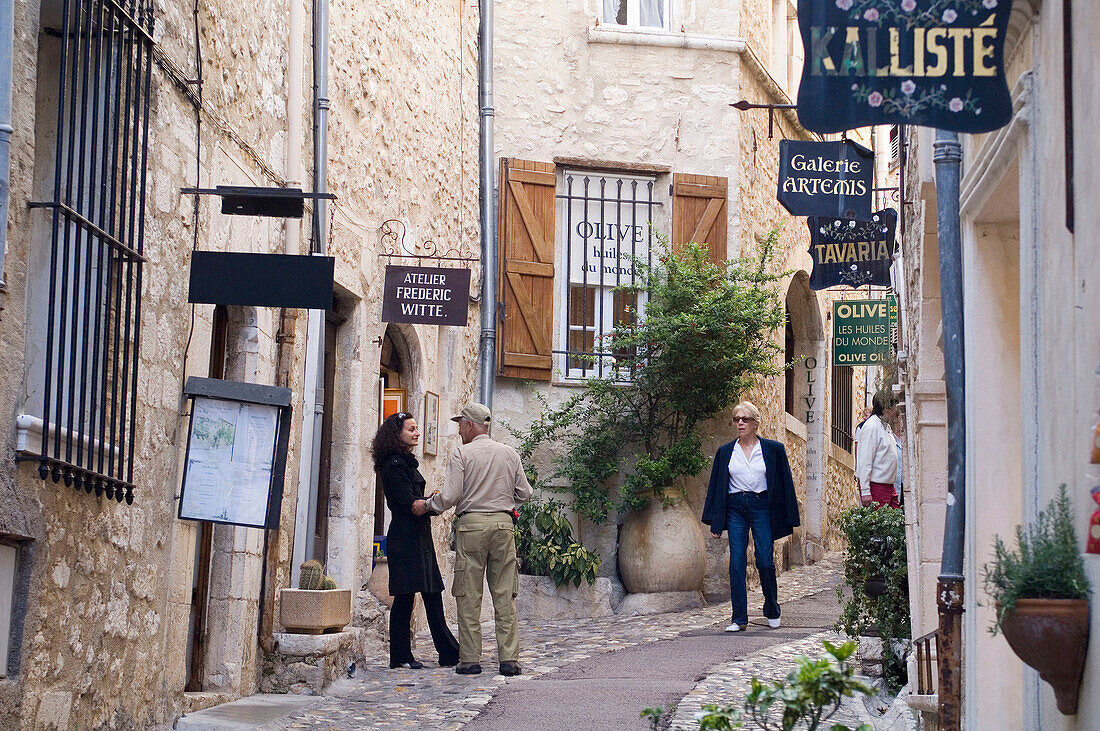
728;440;767;493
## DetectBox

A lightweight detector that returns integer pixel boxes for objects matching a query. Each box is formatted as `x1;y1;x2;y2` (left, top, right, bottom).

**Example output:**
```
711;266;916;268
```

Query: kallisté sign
795;0;1014;134
808;208;897;289
381;265;471;326
777;139;874;220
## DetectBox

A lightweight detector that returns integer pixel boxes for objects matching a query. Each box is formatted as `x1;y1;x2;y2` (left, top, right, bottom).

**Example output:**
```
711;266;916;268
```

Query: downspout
292;0;329;577
933;129;965;731
0;0;14;303
477;0;496;408
262;0;306;651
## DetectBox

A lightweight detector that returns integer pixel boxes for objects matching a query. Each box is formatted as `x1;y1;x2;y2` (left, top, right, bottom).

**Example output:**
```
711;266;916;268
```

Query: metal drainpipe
294;0;329;573
933;129;965;731
477;0;496;408
0;0;15;301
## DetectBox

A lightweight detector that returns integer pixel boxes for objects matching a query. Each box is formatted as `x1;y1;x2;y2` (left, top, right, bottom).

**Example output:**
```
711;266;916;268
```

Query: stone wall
0;0;481;727
490;0;862;608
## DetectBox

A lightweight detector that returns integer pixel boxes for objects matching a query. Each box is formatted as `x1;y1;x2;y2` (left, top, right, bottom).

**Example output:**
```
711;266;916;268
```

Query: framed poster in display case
381;387;408;424
423;391;439;456
178;377;293;530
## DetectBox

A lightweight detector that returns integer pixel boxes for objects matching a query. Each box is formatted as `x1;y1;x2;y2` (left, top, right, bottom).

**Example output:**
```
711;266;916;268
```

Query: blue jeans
726;491;779;625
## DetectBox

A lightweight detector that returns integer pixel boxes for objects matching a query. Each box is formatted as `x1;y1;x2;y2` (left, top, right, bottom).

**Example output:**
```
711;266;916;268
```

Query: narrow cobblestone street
177;555;912;730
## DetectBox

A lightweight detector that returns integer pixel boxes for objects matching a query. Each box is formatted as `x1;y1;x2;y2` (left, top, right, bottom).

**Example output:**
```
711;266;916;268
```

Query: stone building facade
0;0;480;727
489;0;871;605
896;0;1100;727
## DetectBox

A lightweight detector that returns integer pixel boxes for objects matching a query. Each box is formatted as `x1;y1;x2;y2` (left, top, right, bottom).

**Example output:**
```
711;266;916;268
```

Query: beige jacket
426;433;533;515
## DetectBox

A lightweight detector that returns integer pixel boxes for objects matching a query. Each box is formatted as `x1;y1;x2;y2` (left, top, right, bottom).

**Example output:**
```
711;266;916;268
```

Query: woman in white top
701;401;800;633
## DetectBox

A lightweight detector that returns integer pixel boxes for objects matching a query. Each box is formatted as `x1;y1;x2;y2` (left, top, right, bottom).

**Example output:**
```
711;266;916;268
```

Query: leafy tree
514;233;786;523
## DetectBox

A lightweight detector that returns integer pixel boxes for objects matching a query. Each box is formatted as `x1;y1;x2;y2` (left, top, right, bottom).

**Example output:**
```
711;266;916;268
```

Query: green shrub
835;505;910;688
982;485;1090;635
692;640;873;731
514;498;601;587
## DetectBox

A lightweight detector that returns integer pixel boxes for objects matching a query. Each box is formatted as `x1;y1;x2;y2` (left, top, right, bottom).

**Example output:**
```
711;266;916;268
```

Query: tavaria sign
796;0;1013;134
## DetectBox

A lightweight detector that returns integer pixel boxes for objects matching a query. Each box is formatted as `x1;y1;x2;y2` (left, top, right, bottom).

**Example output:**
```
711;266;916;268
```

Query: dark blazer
701;437;800;540
378;453;445;596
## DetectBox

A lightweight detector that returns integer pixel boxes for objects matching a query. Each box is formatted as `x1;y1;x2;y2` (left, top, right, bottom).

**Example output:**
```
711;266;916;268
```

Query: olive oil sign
796;0;1014;134
833;299;893;365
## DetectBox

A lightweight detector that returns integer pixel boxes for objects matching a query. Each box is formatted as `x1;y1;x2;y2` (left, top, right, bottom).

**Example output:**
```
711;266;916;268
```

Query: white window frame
556;170;657;383
601;0;672;31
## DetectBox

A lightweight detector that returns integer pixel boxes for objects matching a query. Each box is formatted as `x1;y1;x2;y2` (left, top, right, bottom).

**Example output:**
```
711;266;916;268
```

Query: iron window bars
27;0;154;504
557;173;659;381
831;364;854;452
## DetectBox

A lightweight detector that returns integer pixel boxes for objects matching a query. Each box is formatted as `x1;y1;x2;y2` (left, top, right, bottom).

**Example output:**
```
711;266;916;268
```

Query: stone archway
784;272;826;562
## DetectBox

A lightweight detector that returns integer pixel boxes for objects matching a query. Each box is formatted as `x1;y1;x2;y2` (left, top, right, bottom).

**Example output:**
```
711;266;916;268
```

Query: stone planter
279;588;352;634
516;575;617;620
1000;598;1089;715
618;499;705;594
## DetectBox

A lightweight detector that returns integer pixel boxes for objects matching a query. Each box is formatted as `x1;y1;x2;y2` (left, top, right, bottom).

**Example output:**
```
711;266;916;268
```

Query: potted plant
982;486;1091;715
279;560;352;634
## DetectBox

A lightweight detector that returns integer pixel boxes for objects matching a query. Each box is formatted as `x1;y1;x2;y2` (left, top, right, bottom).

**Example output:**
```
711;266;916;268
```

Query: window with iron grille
831;364;854;452
558;172;658;381
25;0;154;505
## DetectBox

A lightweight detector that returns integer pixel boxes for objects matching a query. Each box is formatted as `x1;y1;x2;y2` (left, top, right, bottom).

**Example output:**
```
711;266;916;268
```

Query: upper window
558;172;656;381
602;0;671;30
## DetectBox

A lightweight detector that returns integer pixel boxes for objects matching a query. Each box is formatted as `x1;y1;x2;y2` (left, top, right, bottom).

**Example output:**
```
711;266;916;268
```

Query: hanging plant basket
999;598;1089;715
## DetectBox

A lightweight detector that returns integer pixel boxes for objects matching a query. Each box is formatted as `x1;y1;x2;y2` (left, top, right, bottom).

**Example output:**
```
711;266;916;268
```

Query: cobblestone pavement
275;555;855;730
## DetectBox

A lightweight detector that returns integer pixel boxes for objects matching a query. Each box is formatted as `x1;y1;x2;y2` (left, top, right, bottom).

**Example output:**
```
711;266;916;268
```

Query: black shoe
455;662;482;675
389;660;424;669
499;661;522;677
439;656;459;668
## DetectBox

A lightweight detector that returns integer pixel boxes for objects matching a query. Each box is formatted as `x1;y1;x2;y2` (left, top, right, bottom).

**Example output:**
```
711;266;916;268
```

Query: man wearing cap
412;402;533;676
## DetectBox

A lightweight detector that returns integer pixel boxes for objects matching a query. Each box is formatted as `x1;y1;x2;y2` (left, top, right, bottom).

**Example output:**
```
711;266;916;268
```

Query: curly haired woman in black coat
372;412;459;669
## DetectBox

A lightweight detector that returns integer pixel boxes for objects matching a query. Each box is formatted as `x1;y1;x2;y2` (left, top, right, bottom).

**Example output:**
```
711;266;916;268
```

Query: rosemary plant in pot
982;486;1091;715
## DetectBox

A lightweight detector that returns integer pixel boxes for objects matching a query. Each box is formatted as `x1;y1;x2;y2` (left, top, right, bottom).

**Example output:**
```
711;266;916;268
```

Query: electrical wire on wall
177;0;205;430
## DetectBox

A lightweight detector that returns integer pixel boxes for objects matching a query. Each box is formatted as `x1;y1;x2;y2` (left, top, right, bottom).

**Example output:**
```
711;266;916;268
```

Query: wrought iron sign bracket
377;219;478;264
179;186;337;219
730;100;797;140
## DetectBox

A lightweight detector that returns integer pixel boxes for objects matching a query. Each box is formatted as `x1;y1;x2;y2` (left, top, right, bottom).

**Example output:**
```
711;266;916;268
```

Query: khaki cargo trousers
453;512;519;664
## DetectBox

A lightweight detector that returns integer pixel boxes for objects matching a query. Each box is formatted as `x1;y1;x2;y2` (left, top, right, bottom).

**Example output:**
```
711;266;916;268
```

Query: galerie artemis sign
795;0;1013;134
777;140;874;219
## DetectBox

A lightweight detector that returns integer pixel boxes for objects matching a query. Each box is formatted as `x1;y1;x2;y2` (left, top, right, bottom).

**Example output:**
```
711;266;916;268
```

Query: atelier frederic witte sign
808;208;897;290
833;299;893;366
777;140;874;219
381;265;471;326
795;0;1014;134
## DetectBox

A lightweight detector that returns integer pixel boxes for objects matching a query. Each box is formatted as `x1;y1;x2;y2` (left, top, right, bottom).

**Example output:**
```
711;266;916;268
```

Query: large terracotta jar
618;499;706;594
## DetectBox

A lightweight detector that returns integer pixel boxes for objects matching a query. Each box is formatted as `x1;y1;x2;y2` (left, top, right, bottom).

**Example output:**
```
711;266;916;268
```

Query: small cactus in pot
298;559;325;590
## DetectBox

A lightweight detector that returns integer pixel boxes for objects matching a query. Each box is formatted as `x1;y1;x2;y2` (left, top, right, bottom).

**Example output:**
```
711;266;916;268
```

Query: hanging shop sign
381;265;471;326
833;299;892;366
777;139;874;219
178;377;293;530
808;208;897;289
188;251;335;309
795;0;1014;134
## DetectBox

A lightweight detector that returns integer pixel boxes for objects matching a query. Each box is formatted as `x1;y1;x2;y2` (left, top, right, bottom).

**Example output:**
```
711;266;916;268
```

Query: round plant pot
864;576;887;598
618;499;705;594
1000;598;1089;715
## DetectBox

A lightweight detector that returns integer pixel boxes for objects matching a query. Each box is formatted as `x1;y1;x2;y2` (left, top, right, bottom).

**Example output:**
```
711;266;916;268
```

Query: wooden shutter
672;173;728;264
497;158;556;380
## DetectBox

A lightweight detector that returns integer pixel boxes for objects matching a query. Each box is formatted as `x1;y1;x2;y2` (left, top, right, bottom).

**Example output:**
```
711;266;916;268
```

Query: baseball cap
450;402;491;426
